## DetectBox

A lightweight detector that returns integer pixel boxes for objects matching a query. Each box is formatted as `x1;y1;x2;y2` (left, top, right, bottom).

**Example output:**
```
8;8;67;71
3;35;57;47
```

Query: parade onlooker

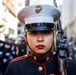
0;35;17;75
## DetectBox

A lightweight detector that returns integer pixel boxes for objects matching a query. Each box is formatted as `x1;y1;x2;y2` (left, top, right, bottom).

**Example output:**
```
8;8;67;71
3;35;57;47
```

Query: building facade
61;0;76;41
0;0;25;40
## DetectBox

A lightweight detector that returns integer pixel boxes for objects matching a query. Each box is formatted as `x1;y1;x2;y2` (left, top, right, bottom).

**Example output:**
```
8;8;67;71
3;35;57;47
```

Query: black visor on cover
25;23;55;32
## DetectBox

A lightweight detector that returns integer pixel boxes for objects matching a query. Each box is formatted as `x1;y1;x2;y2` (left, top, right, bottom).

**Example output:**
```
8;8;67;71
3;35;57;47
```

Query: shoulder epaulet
10;54;30;63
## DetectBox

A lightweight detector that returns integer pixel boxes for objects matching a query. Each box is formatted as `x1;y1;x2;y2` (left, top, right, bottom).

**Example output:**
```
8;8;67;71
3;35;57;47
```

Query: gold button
38;66;43;71
33;56;37;60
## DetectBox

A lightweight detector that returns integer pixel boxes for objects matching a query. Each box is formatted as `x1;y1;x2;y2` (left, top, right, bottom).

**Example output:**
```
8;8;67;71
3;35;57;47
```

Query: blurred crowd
0;34;28;75
68;37;76;61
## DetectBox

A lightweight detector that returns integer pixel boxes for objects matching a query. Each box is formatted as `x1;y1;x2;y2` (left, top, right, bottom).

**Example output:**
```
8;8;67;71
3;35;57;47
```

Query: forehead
27;30;54;34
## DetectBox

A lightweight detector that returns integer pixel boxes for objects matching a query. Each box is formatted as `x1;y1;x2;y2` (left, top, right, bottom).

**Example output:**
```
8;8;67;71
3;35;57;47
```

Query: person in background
5;4;76;75
1;35;17;75
1;40;11;75
0;40;5;75
67;49;76;75
68;37;76;60
17;39;27;57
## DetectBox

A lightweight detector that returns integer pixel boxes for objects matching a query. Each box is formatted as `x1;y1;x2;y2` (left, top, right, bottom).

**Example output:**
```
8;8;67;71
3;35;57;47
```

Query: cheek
27;35;36;48
45;35;54;49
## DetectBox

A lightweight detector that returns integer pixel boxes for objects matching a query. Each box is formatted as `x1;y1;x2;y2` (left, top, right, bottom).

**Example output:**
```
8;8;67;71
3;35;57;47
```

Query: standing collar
31;51;54;64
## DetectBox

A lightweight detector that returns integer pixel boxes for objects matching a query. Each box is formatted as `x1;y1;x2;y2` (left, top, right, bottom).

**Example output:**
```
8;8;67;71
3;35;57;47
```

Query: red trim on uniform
30;57;40;65
42;64;46;75
30;53;54;65
11;54;30;63
44;53;54;64
30;53;55;75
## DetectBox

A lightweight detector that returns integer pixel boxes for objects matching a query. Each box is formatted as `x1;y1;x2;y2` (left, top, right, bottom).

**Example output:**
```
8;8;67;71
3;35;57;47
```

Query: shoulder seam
10;54;30;63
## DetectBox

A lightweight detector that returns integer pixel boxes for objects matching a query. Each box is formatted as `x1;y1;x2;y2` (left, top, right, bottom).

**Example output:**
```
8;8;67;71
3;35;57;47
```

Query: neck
35;50;51;58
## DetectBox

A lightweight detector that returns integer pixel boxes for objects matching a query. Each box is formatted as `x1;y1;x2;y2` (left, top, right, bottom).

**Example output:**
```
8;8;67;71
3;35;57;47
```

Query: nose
37;33;44;42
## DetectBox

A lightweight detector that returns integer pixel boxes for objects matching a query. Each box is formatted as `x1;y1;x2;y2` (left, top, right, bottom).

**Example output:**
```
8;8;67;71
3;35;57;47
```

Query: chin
36;52;46;55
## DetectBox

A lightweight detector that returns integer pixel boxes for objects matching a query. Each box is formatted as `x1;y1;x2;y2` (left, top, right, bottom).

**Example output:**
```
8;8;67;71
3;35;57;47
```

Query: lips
36;45;45;49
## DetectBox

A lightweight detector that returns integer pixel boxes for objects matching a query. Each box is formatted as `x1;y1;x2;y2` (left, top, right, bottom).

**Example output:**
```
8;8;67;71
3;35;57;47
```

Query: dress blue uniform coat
5;52;76;75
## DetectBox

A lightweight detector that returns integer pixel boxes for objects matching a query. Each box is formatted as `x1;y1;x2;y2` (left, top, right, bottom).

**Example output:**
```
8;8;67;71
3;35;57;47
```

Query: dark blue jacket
5;53;76;75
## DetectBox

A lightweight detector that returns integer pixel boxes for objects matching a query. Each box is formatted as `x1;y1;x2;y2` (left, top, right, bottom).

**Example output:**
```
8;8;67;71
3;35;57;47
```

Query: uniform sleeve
4;63;13;75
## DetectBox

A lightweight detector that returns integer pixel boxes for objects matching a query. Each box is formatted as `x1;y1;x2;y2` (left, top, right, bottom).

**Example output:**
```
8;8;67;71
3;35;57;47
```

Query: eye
29;30;53;35
41;30;53;35
30;31;38;35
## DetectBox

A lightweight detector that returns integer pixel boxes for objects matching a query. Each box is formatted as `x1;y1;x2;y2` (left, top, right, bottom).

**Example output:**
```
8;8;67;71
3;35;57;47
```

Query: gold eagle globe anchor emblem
35;6;42;13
